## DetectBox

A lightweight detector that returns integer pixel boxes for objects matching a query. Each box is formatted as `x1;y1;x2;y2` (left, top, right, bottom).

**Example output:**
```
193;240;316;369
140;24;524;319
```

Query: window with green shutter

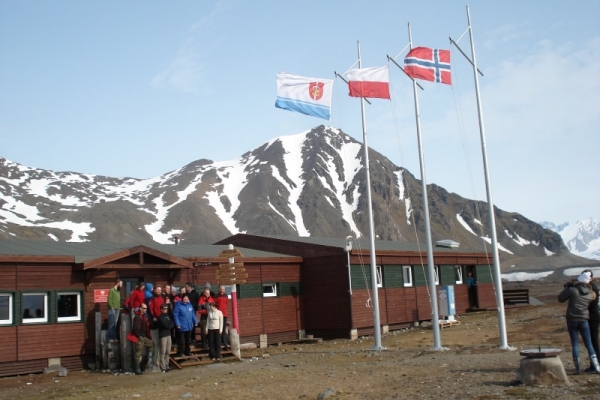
475;265;494;283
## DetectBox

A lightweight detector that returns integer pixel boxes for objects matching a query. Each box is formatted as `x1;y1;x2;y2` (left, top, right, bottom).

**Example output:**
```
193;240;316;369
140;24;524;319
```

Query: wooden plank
218;249;244;258
219;262;244;270
216;272;248;279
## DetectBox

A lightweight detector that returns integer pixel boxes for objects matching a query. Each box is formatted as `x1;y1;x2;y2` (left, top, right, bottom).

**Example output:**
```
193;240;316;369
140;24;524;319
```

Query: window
403;266;413;287
22;293;48;323
0;294;13;325
376;266;383;288
224;285;233;299
455;265;464;284
262;283;278;298
434;266;440;285
57;292;82;322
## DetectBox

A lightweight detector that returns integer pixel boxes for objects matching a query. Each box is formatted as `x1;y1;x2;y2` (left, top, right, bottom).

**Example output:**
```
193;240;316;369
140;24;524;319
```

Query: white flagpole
465;5;509;349
407;24;443;350
356;41;383;351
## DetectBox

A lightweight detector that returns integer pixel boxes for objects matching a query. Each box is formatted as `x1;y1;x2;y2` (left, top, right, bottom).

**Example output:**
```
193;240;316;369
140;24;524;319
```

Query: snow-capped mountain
0;126;590;267
541;219;600;260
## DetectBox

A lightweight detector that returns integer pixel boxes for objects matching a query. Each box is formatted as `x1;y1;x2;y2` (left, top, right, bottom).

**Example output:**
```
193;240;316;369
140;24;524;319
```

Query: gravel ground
1;281;599;399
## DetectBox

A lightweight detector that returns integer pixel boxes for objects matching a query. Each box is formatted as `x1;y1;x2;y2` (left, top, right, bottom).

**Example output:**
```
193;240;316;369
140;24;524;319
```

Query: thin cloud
152;1;229;93
152;38;208;93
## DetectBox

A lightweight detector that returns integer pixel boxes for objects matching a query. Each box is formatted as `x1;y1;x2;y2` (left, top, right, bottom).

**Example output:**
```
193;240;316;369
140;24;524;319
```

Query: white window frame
376;266;383;288
402;265;413;287
22;293;48;324
455;265;464;284
262;283;278;298
434;266;440;285
0;294;13;325
57;292;82;322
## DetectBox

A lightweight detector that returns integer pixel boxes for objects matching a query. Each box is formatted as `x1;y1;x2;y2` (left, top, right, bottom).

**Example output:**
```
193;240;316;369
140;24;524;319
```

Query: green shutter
413;265;429;287
383;265;404;288
14;292;20;325
239;283;262;299
49;291;57;323
475;265;494;283
439;265;456;285
351;265;371;290
279;282;301;297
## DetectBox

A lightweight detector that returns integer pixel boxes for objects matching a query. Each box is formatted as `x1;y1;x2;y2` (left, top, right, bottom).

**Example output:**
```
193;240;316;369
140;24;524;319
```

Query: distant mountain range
0;125;594;270
541;219;600;260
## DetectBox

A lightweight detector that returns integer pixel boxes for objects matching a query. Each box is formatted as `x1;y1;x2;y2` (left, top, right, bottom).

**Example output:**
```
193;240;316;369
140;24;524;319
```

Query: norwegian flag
404;47;451;85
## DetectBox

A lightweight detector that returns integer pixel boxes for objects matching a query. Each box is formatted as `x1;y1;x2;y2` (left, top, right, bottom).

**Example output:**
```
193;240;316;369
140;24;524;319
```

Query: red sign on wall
94;289;109;303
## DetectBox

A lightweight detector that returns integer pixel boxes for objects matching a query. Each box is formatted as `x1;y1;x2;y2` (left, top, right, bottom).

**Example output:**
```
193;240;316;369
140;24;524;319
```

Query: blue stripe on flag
275;97;330;120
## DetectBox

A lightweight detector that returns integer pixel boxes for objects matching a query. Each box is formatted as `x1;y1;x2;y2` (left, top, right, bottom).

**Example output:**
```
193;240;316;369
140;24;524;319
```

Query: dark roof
0;240;297;264
241;235;481;254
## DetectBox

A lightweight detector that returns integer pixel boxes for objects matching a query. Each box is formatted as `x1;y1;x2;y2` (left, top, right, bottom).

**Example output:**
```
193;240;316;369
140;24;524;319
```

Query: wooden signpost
216;262;247;284
217;246;244;334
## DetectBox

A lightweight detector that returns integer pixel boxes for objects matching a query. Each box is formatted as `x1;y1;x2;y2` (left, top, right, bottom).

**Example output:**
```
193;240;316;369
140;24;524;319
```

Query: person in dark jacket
131;304;154;375
173;294;198;357
585;269;600;372
558;271;600;374
185;283;200;311
156;303;175;372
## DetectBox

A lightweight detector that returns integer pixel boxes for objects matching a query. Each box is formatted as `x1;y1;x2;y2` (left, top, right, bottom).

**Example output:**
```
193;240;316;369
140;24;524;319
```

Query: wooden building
216;234;497;340
0;240;301;377
0;235;496;376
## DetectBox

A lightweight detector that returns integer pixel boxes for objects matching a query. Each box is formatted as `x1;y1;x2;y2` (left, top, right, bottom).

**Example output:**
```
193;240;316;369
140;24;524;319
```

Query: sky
1;1;598;225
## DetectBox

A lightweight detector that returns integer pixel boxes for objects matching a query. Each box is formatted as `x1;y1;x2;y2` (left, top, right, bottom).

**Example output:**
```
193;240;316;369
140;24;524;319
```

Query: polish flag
346;66;390;99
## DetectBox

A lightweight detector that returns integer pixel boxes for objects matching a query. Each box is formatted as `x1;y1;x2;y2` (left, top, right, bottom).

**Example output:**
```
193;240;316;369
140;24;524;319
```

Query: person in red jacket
198;289;215;348
126;282;146;312
214;285;230;349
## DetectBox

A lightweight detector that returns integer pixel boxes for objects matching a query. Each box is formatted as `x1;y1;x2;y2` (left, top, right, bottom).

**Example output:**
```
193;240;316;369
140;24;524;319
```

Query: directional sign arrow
218;249;244;258
216;272;249;279
219;262;244;270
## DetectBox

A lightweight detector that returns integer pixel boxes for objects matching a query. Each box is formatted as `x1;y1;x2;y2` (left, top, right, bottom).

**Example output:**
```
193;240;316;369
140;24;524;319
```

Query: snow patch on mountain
542;218;600;260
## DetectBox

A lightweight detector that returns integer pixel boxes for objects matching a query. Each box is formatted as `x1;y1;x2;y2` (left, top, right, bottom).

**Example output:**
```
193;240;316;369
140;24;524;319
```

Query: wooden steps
169;344;236;369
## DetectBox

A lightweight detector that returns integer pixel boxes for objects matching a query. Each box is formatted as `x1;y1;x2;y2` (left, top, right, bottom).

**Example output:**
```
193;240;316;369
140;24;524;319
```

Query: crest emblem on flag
404;47;452;85
275;73;333;120
309;82;324;100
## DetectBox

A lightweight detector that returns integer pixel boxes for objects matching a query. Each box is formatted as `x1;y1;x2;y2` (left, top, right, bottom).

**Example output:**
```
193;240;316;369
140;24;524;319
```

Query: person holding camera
558;271;600;374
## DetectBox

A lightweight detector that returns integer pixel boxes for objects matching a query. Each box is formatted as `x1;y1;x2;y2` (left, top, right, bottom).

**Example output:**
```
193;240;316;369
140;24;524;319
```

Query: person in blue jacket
173;294;198;357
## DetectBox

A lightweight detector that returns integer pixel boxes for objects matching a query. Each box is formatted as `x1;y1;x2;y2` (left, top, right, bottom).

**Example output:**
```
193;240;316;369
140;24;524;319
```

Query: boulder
516;356;570;385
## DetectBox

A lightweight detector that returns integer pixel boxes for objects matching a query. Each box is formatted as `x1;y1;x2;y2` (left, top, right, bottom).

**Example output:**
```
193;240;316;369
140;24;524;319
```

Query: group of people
108;279;230;375
558;269;600;374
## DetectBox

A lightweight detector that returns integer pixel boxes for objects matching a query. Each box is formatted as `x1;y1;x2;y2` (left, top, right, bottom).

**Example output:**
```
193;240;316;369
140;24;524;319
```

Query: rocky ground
2;281;600;399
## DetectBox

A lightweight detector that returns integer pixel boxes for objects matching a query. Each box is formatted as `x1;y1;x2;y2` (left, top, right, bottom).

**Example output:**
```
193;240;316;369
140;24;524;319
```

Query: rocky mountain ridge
0;125;592;270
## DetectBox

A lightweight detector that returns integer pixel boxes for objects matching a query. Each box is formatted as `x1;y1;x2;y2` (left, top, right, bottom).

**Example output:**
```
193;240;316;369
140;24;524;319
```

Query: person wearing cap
558;271;600;373
156;302;175;372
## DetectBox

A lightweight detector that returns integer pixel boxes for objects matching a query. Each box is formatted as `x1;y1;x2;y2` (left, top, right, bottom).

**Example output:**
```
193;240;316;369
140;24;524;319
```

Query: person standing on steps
558;271;600;374
173;294;198;357
206;302;223;361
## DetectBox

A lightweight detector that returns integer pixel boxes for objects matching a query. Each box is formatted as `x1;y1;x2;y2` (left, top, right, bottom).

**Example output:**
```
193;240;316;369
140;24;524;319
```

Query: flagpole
407;24;443;350
356;41;383;351
465;5;509;349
